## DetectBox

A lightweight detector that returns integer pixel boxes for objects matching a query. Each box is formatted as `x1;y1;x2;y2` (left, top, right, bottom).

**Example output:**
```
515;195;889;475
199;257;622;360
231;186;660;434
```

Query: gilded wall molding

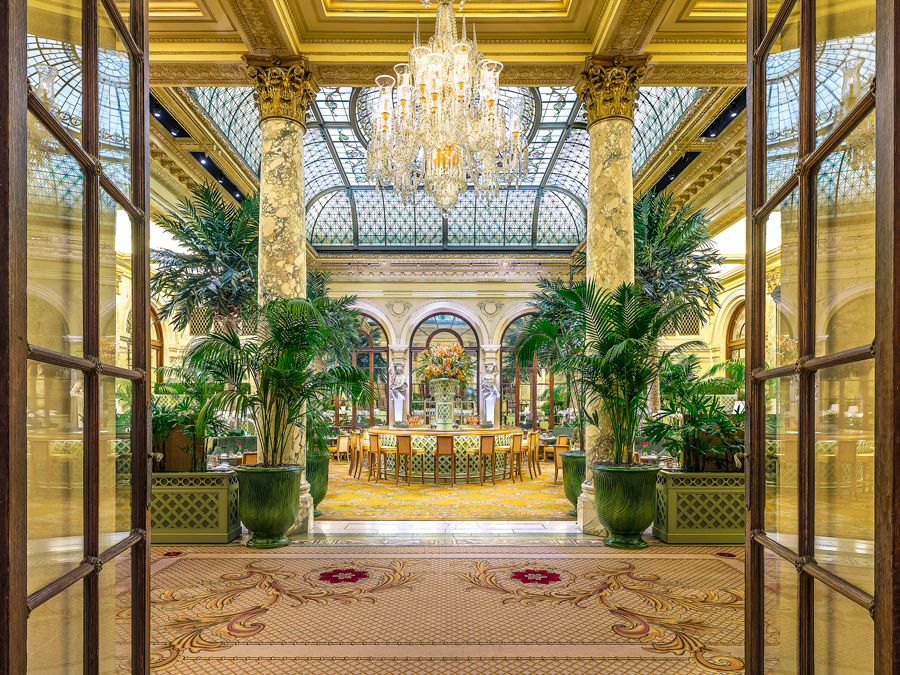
575;54;649;126
642;63;746;86
243;55;319;127
602;0;670;54
150;62;251;87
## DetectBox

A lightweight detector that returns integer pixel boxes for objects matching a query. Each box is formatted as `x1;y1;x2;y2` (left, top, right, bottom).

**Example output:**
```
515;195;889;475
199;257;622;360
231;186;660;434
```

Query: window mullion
81;0;101;672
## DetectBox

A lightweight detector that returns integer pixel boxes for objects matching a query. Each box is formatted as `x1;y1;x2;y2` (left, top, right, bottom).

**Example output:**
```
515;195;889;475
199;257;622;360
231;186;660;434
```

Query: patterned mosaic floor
318;460;574;521
134;537;747;674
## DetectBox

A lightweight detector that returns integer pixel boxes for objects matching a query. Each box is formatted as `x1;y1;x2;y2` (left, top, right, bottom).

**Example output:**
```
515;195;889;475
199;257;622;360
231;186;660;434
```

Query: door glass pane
98;0;132;199
813;365;874;595
765;0;801;201
764;550;798;673
373;351;388;425
99;559;131;674
813;580;874;673
100;376;132;548
815;112;876;356
765;188;800;367
27;581;84;674
765;375;800;550
814;0;875;147
27;369;84;595
27;0;83;140
100;190;133;368
27;112;85;357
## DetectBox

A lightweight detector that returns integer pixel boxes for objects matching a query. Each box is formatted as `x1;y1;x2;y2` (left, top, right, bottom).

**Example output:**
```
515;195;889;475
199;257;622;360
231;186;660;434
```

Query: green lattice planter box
151;472;241;544
653;471;745;544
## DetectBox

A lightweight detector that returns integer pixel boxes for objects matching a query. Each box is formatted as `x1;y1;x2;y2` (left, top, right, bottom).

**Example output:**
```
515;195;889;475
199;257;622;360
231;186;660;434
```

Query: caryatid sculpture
388;361;408;425
481;362;501;427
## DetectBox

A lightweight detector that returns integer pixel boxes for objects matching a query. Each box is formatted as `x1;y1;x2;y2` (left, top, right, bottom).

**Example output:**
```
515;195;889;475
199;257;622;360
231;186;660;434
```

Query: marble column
574;54;648;536
245;54;319;535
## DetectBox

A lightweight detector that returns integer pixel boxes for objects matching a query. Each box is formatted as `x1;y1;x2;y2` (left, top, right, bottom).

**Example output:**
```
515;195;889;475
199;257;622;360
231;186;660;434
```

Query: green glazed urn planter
430;378;458;430
592;464;661;549
560;451;585;517
234;465;302;549
306;453;330;517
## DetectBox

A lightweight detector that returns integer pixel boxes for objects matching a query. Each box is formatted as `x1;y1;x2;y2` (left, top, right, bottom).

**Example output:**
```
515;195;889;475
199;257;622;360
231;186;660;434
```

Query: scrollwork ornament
575;54;649;126
243;55;319;128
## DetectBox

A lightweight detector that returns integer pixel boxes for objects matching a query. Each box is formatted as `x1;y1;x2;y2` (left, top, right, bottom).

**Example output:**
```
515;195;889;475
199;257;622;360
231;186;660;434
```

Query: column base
576;482;607;537
286;481;315;536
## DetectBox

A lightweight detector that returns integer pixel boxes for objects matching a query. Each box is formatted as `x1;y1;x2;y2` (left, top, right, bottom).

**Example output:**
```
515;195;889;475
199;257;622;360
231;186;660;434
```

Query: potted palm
186;298;375;548
518;281;697;548
413;344;475;430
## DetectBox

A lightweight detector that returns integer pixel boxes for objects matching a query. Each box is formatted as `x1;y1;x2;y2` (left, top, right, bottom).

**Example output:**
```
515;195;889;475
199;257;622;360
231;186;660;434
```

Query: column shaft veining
574;54;648;535
245;54;319;535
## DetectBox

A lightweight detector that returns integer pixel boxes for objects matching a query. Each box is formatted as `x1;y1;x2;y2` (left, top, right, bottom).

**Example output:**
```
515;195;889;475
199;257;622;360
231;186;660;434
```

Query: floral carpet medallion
453;560;744;673
141;542;746;674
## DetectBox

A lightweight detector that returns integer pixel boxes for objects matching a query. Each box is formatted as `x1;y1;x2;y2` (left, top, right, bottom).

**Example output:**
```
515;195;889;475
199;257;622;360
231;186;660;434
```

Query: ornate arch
400;300;488;346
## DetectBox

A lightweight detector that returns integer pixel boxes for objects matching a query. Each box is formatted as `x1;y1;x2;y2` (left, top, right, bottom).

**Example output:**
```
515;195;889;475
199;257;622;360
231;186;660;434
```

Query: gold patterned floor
318;460;574;520
136;537;747;674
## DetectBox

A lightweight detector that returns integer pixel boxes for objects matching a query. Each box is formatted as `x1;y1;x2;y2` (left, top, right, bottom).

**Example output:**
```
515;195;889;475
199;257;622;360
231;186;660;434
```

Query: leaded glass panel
415;195;443;245
303;127;344;197
316;87;353;124
308;190;354;246
383;190;415;245
523;127;564;185
447;191;476;246
189;87;261;172
538;86;579;124
632;87;703;172
537;189;585;246
327;127;369;185
355;190;385;245
504;189;536;246
476;194;504;247
545;127;589;207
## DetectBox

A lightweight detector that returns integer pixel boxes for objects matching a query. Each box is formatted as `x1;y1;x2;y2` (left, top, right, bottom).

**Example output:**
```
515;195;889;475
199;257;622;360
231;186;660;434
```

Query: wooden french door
0;0;151;671
745;0;900;672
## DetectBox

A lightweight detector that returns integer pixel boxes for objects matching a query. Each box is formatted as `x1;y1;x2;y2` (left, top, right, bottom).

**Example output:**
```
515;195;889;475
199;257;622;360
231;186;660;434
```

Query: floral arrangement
414;344;475;383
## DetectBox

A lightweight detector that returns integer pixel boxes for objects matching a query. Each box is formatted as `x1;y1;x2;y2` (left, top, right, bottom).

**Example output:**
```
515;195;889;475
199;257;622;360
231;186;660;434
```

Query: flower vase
430;378;458;430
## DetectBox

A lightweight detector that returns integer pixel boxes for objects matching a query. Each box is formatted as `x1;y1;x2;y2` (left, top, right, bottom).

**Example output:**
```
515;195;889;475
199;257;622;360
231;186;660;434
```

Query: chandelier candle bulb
366;0;530;211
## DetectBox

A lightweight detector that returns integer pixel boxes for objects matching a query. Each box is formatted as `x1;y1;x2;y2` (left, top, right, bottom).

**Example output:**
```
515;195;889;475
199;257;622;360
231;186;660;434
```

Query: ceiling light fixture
170;128;179;136
366;0;529;212
708;122;718;138
729;101;738;118
152;106;161;118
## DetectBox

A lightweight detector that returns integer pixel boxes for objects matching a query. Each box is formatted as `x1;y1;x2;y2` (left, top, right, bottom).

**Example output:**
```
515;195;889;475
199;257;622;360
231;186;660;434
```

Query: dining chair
494;434;513;481
333;434;351;463
467;434;497;485
367;432;384;482
349;431;362;476
508;433;525;482
553;436;571;485
525;430;540;478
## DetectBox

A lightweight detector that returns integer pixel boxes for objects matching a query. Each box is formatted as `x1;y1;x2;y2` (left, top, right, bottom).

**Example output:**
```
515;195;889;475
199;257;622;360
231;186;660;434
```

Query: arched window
726;302;746;361
337;315;389;429
500;315;562;430
409;313;479;422
126;309;164;382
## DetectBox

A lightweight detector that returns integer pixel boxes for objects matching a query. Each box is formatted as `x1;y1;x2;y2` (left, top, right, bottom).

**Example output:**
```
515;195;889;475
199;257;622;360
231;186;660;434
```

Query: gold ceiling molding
307;62;585;86
707;202;747;237
642;62;745;85
224;0;289;54
649;37;746;44
576;54;649;125
150;62;250;86
602;0;670;54
244;55;320;127
674;137;747;210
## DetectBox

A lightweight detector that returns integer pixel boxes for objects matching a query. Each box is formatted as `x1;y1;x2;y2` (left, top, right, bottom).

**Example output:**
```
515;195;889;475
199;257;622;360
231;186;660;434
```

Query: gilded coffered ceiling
145;0;749;88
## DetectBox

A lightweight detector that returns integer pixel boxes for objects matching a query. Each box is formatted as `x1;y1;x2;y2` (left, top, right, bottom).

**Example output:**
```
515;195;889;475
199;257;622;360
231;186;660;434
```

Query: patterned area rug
318;460;574;520
138;539;746;674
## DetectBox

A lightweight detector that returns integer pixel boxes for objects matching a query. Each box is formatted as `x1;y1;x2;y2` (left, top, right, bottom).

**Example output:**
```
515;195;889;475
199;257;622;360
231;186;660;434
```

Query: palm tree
634;190;723;412
151;182;259;332
184;298;376;467
515;281;699;464
307;268;362;366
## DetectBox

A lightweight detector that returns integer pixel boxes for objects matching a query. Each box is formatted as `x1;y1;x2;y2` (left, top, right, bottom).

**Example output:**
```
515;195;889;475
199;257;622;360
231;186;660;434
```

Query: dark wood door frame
0;0;152;671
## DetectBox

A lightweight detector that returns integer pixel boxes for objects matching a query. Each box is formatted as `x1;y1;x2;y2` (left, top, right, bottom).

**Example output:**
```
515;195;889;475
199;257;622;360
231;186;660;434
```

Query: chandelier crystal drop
365;0;530;211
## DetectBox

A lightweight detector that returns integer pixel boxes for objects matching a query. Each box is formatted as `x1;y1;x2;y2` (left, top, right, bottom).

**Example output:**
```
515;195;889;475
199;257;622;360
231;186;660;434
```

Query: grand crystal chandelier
365;0;529;211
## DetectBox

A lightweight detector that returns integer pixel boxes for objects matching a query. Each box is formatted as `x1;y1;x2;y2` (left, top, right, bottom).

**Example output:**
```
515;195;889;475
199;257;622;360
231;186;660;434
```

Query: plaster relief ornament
389;361;408;425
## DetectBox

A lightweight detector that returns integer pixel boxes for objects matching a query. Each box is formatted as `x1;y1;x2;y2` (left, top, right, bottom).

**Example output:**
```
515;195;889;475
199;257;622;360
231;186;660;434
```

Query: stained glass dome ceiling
188;84;703;250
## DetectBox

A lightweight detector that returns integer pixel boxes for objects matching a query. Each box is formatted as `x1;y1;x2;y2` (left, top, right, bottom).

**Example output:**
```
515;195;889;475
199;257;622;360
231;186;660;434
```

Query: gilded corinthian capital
243;54;319;128
575;54;649;127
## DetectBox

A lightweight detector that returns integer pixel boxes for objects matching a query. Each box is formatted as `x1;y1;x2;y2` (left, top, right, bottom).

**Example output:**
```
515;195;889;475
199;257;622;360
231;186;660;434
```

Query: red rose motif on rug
318;568;369;584
510;569;561;585
162;552;183;557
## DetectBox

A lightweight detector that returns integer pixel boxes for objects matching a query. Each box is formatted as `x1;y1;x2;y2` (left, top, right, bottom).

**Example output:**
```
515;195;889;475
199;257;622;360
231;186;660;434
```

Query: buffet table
367;426;523;484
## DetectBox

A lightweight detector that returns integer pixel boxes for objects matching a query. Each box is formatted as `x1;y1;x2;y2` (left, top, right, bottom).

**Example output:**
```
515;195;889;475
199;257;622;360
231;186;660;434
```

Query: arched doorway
335;314;389;429
409;313;479;423
500;314;562;430
725;302;746;361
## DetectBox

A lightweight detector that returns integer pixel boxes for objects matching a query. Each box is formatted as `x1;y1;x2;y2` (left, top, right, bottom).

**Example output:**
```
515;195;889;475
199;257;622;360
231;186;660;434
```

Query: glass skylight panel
189;86;262;172
632;86;702;172
475;194;504;246
326;127;370;185
447;191;476;246
537;189;586;246
303;127;344;198
522;127;564;185
28;35;83;137
545;127;590;207
813;35;875;145
415;195;443;245
383;190;416;245
504;189;537;246
308;190;354;246
538;86;578;124
315;87;354;124
354;190;385;245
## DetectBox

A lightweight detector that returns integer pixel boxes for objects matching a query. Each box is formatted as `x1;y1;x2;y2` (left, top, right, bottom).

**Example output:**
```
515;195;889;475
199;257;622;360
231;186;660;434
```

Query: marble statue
389;361;408;424
481;362;500;425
